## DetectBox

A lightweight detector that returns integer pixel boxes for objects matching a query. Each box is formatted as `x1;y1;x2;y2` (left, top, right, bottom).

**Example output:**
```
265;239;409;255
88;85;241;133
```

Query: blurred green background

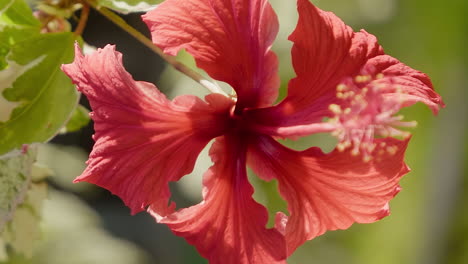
4;0;467;263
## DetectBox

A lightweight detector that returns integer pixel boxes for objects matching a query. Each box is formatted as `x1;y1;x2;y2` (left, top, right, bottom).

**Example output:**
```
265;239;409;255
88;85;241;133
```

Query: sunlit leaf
0;0;41;70
64;104;90;133
36;1;81;19
98;0;162;14
0;0;40;27
0;32;79;155
0;27;40;70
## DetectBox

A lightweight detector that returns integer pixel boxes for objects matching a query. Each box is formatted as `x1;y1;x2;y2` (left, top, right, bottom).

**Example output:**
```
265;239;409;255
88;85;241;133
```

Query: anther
329;104;342;114
337;84;348;92
326;72;416;160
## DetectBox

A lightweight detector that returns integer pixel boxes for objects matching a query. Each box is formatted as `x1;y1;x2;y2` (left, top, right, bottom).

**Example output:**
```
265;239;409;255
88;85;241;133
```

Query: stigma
328;73;416;161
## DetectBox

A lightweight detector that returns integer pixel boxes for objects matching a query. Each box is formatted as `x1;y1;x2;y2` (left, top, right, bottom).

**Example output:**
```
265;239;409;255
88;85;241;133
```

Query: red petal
248;135;410;254
362;55;445;114
150;135;287;263
247;0;443;139
142;0;280;109
61;45;233;215
246;0;383;127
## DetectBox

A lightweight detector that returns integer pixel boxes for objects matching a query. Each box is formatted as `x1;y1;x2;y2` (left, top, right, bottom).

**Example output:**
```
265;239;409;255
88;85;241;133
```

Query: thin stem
84;0;227;96
74;2;90;36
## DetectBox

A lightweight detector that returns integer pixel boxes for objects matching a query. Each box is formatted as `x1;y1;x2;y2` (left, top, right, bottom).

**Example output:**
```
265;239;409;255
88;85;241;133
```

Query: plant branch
74;1;90;36
84;0;227;95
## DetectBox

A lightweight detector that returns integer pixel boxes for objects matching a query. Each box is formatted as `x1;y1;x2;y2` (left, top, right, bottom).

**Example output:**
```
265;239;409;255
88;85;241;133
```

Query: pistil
328;73;416;161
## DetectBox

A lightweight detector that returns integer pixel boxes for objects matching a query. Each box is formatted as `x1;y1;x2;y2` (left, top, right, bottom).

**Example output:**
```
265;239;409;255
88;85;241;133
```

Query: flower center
328;73;416;161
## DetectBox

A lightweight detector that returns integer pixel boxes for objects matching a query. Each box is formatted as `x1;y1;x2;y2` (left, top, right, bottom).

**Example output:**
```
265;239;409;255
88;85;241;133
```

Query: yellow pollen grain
337;84;347;92
344;108;351;114
363;155;372;162
386;146;398;155
376;73;384;79
337;92;344;98
329;104;341;114
337;140;351;152
337;143;346;152
355;75;371;83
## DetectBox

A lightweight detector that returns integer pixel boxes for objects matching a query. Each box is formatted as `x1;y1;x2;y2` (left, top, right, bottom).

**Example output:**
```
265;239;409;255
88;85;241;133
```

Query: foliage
98;0;162;14
0;0;90;259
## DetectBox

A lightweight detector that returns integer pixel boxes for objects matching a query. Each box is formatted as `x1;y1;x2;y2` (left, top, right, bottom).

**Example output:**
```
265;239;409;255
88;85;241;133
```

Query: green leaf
0;0;40;27
0;0;41;70
98;0;163;14
64;104;90;133
0;32;79;155
0;27;40;70
0;145;37;233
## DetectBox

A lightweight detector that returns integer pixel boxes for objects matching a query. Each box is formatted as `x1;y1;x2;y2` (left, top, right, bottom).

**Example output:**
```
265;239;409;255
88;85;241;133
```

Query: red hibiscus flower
62;0;444;263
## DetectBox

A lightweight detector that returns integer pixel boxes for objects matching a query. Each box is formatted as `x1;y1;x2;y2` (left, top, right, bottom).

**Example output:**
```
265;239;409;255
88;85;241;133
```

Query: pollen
328;73;415;161
354;75;372;83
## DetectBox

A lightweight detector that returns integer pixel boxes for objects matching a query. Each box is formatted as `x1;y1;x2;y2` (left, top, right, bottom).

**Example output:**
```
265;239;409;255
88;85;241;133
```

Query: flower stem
74;1;90;36
83;0;227;96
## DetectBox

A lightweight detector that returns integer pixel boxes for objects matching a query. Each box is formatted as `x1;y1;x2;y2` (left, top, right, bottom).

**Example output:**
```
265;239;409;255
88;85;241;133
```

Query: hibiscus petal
250;53;444;140
61;45;233;215
246;0;443;139
362;54;445;114
150;135;287;263
142;0;280;109
246;0;382;126
248;135;410;254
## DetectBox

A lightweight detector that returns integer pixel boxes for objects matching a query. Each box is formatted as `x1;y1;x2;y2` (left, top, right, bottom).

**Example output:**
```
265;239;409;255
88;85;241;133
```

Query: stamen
327;73;414;161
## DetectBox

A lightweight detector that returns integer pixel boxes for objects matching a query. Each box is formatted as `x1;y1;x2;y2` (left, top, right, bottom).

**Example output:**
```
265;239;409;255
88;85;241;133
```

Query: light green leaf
0;145;37;233
0;0;41;70
64;104;90;133
0;26;41;70
35;1;82;19
0;32;79;155
0;53;44;122
98;0;162;14
0;0;40;27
